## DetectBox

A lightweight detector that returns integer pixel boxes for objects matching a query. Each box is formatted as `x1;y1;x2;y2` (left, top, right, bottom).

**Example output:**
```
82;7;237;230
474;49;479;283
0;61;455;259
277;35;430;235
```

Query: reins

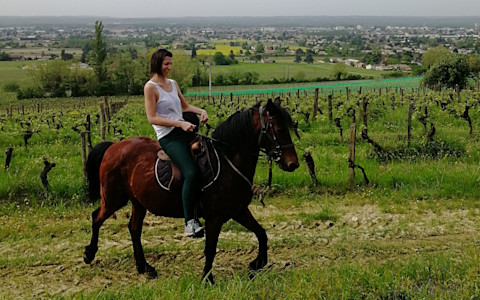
197;104;291;197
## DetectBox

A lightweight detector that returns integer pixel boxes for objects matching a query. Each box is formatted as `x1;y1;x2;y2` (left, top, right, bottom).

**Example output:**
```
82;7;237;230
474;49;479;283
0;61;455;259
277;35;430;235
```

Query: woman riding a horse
83;54;299;283
144;48;208;238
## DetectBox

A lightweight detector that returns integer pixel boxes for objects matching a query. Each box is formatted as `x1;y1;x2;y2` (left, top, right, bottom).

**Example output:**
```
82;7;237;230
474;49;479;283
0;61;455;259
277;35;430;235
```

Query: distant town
1;16;479;72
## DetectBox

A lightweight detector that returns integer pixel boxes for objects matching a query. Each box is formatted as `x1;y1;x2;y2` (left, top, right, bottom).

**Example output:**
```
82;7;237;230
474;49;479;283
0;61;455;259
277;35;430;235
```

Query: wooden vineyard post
328;94;333;123
5;147;13;170
230;92;233;104
348;123;356;186
104;96;111;133
362;96;368;135
407;99;413;147
100;102;106;141
312;88;319;121
456;84;461;103
80;131;87;178
303;151;317;186
86;114;92;152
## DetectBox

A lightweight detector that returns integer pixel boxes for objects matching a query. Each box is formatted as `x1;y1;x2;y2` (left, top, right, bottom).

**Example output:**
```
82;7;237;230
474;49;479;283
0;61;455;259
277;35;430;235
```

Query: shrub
17;85;44;99
3;81;20;93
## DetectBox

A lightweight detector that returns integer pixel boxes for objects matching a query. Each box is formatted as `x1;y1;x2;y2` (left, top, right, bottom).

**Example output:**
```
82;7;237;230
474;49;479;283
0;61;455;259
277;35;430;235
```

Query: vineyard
1;85;480;298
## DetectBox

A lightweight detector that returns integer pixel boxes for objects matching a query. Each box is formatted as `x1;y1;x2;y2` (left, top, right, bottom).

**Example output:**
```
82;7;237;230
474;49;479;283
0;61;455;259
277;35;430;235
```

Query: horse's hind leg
233;207;268;275
202;217;224;284
128;202;157;279
84;199;126;264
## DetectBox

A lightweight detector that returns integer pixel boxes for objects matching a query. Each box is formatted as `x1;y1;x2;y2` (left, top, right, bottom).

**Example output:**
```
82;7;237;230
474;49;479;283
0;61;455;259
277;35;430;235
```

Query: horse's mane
212;100;293;150
212;104;258;149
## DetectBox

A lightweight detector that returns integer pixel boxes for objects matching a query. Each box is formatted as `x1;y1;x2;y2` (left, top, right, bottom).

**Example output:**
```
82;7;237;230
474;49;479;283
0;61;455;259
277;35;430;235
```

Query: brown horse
83;98;299;283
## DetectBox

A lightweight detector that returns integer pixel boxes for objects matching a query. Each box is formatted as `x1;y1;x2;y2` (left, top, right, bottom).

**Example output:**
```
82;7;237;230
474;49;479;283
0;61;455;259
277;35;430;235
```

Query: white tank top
148;79;184;140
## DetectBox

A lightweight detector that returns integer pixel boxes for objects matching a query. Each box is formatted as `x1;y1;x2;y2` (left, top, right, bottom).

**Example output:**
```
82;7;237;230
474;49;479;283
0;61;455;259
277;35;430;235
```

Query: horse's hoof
83;245;97;264
137;263;158;279
249;258;266;271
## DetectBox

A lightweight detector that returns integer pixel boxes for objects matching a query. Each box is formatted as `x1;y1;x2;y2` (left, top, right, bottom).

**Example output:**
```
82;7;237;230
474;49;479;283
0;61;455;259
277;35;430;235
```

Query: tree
90;20;109;94
295;48;305;56
213;52;226;65
255;43;265;54
191;46;197;59
364;50;382;65
251;54;261;63
332;63;347;81
294;54;302;63
422;54;472;89
34;60;71;97
422;46;452;68
112;51;136;94
0;51;11;61
168;50;194;93
304;54;314;64
81;42;91;63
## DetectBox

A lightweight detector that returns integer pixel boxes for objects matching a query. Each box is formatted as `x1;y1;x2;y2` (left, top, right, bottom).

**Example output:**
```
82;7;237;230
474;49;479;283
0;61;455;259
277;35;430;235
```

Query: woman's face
161;56;172;76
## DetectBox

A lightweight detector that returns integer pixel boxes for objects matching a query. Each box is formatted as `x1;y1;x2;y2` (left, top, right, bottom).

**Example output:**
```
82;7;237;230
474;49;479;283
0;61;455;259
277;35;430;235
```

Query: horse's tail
86;141;114;201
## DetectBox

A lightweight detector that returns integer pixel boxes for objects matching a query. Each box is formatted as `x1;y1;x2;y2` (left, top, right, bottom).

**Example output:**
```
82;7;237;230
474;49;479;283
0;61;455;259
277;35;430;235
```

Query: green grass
207;60;384;81
2;85;480;298
0;60;37;86
0;183;479;299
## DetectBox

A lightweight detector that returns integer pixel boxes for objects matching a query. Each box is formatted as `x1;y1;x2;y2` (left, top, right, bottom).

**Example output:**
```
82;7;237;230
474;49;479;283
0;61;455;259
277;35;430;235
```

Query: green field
210;60;385;81
1;86;480;298
0;60;38;86
185;77;422;96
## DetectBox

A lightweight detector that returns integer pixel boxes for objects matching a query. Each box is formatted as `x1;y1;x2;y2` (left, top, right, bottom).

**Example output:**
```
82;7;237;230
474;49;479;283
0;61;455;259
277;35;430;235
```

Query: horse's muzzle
279;160;299;172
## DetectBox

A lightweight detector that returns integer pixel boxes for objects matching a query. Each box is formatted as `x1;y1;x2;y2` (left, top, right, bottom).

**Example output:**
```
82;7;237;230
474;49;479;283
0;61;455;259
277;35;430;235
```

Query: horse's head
257;97;299;172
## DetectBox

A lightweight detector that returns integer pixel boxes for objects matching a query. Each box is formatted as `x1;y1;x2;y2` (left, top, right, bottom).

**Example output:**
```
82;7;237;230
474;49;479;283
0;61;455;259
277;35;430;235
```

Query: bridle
203;105;296;191
257;105;295;162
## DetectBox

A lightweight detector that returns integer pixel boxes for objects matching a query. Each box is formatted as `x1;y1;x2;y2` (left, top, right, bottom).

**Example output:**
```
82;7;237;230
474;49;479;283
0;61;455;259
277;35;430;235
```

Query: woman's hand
200;109;209;124
180;121;196;132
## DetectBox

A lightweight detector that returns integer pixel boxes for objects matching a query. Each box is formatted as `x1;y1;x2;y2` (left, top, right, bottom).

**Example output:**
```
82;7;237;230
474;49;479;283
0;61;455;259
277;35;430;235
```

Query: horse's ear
274;97;281;106
267;98;273;107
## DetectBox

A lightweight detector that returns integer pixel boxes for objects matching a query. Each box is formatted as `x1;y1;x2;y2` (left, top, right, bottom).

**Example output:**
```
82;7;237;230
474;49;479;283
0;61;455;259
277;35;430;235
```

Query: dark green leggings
159;128;198;222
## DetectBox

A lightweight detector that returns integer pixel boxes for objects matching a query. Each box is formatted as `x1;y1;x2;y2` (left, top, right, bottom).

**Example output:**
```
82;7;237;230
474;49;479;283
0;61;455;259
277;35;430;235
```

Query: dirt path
1;202;479;299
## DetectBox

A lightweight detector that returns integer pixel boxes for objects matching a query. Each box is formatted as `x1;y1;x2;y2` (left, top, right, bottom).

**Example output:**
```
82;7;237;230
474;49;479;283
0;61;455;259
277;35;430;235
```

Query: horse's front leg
202;217;224;284
128;202;157;279
233;207;268;276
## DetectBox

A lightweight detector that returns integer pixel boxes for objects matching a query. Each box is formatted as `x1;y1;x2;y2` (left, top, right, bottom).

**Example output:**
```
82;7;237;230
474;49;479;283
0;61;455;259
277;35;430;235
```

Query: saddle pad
154;137;221;192
155;158;176;191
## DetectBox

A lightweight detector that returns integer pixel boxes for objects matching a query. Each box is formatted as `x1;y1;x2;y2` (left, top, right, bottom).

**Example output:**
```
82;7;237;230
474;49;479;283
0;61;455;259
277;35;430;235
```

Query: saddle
154;136;221;192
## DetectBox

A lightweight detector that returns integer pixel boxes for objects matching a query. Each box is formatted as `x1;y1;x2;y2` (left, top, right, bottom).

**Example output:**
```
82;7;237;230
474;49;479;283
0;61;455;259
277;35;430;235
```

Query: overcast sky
1;0;480;18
